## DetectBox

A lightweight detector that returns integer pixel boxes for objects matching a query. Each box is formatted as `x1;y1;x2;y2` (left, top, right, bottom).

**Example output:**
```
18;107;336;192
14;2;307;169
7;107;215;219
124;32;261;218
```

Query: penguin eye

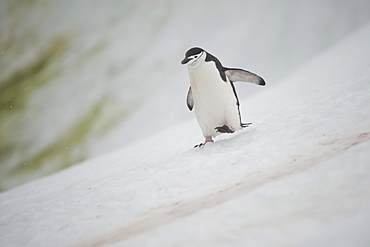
194;56;198;58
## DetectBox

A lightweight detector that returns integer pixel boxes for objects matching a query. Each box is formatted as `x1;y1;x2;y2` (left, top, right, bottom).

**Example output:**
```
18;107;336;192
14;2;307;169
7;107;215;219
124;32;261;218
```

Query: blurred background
1;0;370;191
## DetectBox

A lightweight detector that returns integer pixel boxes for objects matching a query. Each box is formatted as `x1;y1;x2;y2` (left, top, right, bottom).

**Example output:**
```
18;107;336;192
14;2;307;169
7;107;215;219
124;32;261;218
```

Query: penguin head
181;47;206;67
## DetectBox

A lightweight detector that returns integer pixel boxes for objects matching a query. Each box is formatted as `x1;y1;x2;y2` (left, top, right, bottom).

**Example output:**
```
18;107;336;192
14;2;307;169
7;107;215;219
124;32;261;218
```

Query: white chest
187;62;240;136
188;62;234;107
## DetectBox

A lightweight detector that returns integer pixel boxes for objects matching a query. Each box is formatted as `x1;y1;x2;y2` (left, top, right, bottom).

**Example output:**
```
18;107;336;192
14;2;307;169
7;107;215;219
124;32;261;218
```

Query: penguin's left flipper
186;86;194;111
224;67;265;86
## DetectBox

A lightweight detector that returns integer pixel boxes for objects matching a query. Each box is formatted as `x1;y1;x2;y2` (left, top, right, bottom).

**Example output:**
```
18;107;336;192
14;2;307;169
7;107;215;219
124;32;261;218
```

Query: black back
205;52;227;82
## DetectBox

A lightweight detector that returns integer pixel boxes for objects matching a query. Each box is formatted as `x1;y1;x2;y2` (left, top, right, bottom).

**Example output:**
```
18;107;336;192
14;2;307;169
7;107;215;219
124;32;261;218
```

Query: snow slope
2;1;370;191
1;21;370;247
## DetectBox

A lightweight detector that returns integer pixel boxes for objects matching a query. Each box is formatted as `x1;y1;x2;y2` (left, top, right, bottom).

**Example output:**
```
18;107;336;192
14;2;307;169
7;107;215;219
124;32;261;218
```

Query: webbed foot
194;136;214;148
215;125;235;133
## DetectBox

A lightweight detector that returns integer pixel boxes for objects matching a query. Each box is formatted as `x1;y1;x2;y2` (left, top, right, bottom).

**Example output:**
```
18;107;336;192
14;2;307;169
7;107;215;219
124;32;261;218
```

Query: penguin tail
241;122;252;128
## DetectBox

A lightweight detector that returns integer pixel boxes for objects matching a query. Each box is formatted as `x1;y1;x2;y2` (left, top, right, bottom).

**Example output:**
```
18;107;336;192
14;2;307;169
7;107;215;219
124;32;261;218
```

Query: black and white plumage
181;47;265;147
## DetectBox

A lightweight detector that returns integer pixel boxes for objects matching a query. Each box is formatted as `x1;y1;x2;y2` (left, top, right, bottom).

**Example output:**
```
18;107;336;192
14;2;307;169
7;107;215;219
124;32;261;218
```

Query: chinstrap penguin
181;47;265;147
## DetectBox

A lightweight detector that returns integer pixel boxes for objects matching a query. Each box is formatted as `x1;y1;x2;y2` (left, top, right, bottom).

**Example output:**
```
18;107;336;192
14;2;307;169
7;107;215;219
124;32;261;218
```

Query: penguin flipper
186;86;194;111
224;67;265;86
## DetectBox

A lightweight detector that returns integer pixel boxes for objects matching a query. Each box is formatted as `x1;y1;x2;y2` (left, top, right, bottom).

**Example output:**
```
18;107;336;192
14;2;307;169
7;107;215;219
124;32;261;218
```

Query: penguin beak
181;57;191;65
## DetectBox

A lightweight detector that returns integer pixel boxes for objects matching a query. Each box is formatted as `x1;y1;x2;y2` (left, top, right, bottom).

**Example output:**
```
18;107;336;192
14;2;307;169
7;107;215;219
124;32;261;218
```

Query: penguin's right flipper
224;67;265;86
186;86;194;111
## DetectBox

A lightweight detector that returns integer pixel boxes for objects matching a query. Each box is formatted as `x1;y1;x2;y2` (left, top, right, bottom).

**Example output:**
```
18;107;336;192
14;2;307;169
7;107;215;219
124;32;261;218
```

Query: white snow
2;1;370;191
1;19;370;246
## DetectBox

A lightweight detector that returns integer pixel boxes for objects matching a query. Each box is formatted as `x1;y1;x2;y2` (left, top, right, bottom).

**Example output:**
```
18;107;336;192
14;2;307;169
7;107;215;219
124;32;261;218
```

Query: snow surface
1;18;370;247
2;1;370;191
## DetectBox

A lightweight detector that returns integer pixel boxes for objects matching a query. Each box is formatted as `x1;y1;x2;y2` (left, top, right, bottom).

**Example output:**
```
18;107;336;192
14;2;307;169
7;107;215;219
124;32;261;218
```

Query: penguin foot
215;125;235;133
194;136;214;148
241;122;252;128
